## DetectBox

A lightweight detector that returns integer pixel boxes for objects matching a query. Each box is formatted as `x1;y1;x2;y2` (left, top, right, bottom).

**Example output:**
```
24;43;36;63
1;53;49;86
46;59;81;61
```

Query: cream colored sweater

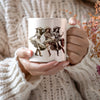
0;0;100;100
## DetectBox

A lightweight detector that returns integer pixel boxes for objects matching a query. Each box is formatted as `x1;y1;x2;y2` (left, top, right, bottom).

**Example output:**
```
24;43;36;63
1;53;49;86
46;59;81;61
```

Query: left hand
67;17;89;65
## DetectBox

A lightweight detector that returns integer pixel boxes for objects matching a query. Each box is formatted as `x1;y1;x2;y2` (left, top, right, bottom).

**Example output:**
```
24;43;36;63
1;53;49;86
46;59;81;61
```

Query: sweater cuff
0;57;42;100
64;40;100;99
15;58;43;89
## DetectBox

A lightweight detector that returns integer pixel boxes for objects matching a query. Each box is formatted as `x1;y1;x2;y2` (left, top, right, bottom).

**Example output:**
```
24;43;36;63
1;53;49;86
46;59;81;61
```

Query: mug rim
28;18;67;20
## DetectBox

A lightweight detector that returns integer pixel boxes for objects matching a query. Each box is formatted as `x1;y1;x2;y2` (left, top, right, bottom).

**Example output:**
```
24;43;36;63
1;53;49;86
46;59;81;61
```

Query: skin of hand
16;48;69;77
67;17;89;65
16;17;88;77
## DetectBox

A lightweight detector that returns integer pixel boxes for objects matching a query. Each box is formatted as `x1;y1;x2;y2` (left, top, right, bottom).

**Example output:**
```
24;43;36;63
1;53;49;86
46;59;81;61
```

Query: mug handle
66;24;80;59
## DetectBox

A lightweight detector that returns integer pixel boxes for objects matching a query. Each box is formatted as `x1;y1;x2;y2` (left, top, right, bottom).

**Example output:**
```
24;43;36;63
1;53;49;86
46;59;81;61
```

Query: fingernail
27;50;32;57
63;62;69;67
69;17;77;25
71;20;76;25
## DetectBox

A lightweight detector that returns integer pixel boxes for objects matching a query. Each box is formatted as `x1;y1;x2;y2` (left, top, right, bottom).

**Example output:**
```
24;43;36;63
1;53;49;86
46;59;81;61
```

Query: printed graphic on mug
28;18;67;62
29;27;65;57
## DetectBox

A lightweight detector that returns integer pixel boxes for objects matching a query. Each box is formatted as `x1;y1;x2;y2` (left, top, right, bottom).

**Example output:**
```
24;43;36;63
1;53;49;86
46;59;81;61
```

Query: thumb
16;48;33;58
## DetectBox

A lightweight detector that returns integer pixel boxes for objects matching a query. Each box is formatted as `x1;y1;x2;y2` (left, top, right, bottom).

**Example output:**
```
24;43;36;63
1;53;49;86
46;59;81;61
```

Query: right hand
16;48;69;77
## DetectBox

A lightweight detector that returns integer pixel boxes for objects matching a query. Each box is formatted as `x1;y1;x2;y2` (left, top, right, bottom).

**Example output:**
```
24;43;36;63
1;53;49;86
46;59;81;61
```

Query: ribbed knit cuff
64;39;100;100
0;54;42;100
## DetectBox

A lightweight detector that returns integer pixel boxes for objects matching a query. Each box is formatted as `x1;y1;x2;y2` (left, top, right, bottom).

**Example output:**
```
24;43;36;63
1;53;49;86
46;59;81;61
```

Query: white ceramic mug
28;18;68;62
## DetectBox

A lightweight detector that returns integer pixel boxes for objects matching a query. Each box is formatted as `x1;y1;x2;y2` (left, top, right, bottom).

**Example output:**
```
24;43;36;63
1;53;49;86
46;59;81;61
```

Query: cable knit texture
0;0;100;100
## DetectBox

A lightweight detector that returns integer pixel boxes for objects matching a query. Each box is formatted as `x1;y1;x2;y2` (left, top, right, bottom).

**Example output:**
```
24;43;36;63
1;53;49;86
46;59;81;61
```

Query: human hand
16;48;69;77
67;17;89;65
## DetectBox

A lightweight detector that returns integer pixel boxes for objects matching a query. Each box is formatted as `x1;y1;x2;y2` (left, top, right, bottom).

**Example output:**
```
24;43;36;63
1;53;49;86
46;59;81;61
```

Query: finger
67;51;82;65
67;43;86;56
16;48;33;58
23;61;59;76
28;71;44;76
67;27;87;38
67;35;89;47
43;61;69;75
37;61;59;71
19;59;59;72
45;61;69;71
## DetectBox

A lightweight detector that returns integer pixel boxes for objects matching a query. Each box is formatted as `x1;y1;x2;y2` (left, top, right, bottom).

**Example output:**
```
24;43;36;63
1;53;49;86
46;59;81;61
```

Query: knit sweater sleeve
65;40;100;100
0;3;42;100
